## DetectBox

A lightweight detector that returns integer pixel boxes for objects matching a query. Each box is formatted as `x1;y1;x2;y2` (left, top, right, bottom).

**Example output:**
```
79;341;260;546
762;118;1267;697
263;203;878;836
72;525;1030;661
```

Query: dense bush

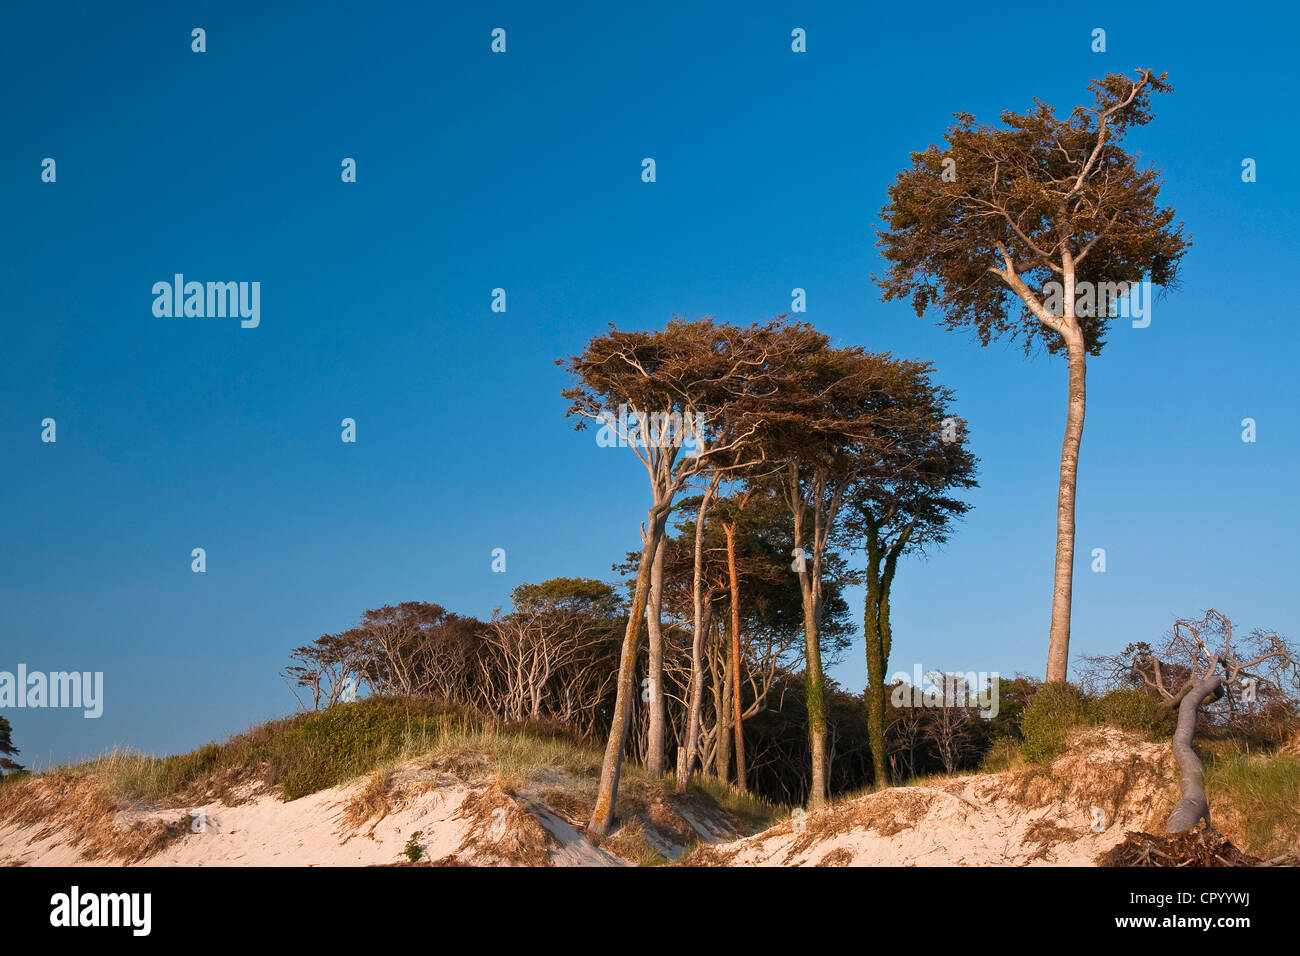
1019;681;1090;763
1088;688;1175;740
1017;682;1182;764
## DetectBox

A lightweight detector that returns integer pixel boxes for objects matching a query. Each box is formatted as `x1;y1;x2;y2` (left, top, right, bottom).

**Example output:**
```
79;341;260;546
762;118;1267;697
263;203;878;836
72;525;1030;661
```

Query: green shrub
404;831;424;863
1020;682;1090;763
260;698;461;800
1088;688;1175;740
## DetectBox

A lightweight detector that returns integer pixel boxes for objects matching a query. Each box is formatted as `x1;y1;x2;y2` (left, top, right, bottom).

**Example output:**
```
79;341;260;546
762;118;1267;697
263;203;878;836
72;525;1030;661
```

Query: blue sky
3;1;1297;767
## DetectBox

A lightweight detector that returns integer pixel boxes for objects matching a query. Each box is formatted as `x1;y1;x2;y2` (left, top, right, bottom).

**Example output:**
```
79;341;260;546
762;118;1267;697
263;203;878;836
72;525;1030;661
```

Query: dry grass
63;698;601;808
0;771;190;863
2;696;773;867
603;819;666;866
682;774;786;832
338;770;397;836
814;847;854;866
453;786;554;866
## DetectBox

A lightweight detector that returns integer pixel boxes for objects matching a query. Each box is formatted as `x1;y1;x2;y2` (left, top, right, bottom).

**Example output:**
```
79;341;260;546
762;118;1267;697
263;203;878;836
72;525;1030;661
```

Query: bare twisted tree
1129;609;1299;833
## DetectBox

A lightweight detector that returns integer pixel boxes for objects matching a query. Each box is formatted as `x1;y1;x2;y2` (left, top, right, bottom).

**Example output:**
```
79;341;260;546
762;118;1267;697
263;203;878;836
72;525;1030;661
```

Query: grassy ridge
70;697;599;804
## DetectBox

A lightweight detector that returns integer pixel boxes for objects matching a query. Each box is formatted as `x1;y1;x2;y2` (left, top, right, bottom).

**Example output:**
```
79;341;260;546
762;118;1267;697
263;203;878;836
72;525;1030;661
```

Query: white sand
2;728;1183;867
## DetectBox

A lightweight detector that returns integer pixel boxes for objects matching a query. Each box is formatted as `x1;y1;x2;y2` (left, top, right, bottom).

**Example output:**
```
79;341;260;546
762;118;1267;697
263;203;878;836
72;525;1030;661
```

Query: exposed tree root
1097;824;1292;867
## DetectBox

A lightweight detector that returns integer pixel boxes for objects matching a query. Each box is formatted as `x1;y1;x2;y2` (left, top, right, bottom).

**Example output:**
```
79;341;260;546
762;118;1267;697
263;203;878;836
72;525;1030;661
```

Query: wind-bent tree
1126;610;1298;833
481;579;622;726
284;629;371;710
844;364;977;787
563;318;786;836
876;69;1189;681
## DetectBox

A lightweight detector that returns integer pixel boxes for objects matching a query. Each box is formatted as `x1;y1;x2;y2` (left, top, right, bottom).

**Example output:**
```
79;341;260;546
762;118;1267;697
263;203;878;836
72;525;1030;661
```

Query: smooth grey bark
587;503;669;837
1045;264;1086;683
1165;673;1223;833
645;533;667;779
676;602;711;788
1001;260;1089;685
1046;336;1086;681
790;462;840;809
678;477;719;790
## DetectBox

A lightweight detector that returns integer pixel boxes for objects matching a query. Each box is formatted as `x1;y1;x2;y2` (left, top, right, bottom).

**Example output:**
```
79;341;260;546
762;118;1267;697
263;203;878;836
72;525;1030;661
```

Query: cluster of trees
562;320;978;833
280;68;1204;830
283;587;1005;806
284;585;622;738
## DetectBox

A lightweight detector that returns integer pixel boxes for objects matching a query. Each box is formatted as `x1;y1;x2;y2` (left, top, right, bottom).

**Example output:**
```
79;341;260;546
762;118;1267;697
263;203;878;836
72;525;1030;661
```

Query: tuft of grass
684;775;787;833
1205;750;1300;858
980;737;1024;774
603;819;666;866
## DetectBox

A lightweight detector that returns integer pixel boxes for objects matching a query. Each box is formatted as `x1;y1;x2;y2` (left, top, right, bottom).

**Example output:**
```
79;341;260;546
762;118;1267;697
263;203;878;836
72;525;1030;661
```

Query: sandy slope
1;767;624;867
691;728;1180;866
2;728;1184;867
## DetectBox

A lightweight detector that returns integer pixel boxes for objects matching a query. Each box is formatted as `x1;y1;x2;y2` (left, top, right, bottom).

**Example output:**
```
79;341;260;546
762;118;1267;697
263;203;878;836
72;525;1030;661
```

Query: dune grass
69;697;602;805
1205;749;1300;858
681;773;787;831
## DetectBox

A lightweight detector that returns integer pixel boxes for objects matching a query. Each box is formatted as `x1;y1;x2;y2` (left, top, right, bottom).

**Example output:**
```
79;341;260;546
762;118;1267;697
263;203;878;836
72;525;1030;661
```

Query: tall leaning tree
875;69;1189;681
563;318;784;837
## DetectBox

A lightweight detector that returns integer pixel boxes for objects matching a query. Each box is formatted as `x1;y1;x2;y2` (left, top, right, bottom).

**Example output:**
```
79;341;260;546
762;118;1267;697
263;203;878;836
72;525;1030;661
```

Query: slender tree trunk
863;521;910;789
795;564;826;811
588;503;667;837
724;520;748;791
1046;332;1087;682
804;606;828;808
645;534;667;779
714;620;733;784
678;478;718;790
678;602;711;786
789;463;831;808
863;538;888;788
1166;673;1223;833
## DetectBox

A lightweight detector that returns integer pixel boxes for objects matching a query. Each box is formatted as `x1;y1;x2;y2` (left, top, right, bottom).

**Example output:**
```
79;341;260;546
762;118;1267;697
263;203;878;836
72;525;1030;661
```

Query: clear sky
3;1;1297;768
